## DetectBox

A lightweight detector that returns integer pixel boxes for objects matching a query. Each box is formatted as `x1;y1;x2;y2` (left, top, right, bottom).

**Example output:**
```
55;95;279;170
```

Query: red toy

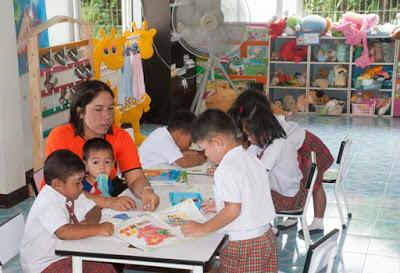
267;15;286;39
279;40;307;62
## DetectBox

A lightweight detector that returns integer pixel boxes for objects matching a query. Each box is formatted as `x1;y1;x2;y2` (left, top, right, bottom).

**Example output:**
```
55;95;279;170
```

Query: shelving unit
266;35;399;117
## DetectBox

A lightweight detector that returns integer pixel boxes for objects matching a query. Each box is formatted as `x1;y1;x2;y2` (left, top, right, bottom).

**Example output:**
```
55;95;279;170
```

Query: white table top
55;174;225;266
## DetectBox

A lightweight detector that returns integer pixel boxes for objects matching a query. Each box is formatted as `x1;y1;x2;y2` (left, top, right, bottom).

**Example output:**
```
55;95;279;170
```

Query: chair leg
334;184;346;228
339;180;352;218
301;216;311;249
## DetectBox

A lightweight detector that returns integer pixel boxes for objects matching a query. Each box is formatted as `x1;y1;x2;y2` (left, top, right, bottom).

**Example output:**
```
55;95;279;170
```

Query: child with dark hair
181;109;277;273
228;89;334;234
139;110;206;169
20;150;116;273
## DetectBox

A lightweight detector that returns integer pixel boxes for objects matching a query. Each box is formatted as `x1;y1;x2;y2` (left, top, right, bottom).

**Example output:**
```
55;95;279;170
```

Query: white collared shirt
138;127;183;169
213;146;275;241
275;115;306;149
20;185;96;273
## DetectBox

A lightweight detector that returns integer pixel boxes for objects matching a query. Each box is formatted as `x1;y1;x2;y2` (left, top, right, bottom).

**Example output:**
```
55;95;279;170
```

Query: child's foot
277;218;298;230
298;220;324;236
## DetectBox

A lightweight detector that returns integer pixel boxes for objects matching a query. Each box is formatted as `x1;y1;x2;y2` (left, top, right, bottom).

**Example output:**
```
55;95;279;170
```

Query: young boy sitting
181;109;278;273
82;138;136;211
20;149;116;273
139;110;207;169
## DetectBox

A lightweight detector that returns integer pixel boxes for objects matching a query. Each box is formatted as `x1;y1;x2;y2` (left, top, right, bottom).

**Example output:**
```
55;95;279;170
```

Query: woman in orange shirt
45;80;159;211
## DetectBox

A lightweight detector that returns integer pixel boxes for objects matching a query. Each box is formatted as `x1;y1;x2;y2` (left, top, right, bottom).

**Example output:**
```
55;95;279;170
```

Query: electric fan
171;0;250;113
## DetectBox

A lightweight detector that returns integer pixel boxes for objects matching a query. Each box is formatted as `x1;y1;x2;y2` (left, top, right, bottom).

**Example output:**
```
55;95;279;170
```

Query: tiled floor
1;116;400;273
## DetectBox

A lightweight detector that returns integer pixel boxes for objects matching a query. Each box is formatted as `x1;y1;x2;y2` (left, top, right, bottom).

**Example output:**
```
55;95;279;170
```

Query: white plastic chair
0;214;25;272
302;229;340;273
276;151;318;249
323;136;352;228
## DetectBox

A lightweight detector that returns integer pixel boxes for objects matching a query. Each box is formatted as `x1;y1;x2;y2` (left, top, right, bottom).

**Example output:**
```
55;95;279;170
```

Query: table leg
72;256;83;273
192;266;203;273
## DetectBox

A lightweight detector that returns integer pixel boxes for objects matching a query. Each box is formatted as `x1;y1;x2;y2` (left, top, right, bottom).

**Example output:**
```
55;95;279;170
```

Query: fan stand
190;56;239;114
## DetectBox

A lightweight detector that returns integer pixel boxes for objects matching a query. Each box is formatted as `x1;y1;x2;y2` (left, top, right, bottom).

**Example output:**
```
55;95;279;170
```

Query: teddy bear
271;51;280;61
334;65;348;87
282;95;297;113
312;68;329;88
335;41;348;62
296;94;307;112
205;80;237;112
308;90;330;105
271;69;288;86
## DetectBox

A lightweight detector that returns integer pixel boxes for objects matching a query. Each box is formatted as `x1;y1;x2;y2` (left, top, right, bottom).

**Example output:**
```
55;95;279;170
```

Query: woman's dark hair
227;89;286;148
44;149;86;185
82;138;114;161
69;80;114;135
192;109;239;143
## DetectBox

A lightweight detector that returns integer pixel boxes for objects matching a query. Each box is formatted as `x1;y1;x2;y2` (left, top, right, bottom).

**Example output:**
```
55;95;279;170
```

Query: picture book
169;191;203;209
143;169;188;185
110;199;207;251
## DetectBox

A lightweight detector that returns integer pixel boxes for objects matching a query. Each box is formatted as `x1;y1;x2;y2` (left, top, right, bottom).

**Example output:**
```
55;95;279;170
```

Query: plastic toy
93;28;126;79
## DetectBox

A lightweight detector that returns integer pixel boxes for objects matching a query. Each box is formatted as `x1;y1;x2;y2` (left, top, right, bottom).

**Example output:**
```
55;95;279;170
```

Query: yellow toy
93;28;126;79
119;93;152;145
128;21;157;60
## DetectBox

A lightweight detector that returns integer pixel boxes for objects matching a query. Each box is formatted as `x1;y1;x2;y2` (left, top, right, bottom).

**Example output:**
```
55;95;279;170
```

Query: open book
108;199;207;251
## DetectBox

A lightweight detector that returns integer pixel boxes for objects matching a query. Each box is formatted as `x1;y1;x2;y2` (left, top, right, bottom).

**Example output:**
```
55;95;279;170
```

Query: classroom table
55;174;226;273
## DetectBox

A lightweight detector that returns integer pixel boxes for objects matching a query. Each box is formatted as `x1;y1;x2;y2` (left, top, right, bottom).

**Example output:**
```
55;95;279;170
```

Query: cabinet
140;0;196;124
267;36;399;117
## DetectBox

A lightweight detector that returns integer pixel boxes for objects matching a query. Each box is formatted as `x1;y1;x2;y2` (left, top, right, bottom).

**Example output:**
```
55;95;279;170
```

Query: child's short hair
167;111;196;133
192;109;239;142
44;150;86;185
82;138;114;161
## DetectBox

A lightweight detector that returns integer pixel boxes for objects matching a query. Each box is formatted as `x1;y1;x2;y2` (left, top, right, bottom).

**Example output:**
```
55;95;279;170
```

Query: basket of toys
351;103;376;115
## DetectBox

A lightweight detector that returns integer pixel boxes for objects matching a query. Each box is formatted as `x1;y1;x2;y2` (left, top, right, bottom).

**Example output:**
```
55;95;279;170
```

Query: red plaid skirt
42;257;117;273
272;130;333;212
220;228;278;273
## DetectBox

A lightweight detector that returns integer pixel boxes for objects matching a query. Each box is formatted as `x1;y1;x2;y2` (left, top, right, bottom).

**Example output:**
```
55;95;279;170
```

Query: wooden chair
323;136;352;228
276;151;318;249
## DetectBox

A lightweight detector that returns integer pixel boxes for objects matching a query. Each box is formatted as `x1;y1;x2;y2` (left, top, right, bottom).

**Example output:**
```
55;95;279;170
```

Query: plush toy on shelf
279;40;307;62
282;95;298;113
335;41;349;62
296;94;307;112
130;21;157;60
308;90;330;105
312;68;329;88
300;15;332;34
271;51;280;61
325;99;346;115
267;15;286;39
334;65;348;87
316;43;336;62
284;15;301;36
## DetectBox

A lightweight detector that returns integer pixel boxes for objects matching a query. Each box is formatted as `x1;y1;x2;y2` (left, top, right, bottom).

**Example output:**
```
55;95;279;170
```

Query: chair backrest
302;229;340;273
305;151;318;190
336;134;351;164
30;168;44;196
0;214;25;267
336;138;352;181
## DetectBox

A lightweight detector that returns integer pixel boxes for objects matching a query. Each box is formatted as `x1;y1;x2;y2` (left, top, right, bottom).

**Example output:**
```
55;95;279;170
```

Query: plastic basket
351;103;376;115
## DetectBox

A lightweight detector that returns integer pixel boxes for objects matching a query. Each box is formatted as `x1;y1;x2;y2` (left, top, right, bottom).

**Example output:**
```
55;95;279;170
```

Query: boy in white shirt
20;150;116;273
139;110;206;169
181;109;277;273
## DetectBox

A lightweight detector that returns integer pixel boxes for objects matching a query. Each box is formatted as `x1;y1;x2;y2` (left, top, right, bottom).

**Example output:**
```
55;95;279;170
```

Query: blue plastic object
169;192;203;209
96;173;111;197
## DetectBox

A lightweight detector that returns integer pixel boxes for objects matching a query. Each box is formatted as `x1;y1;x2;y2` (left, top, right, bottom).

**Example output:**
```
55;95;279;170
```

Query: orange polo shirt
44;124;142;188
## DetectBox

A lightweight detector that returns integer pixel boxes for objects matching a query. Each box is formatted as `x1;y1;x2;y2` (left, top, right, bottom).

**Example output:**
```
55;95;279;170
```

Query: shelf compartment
270;61;307;64
310;62;350;65
269;86;306;89
310;87;348;91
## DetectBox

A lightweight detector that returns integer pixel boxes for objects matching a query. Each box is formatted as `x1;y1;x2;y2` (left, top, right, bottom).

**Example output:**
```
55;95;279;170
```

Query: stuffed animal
267;15;286;39
383;42;395;63
295;72;307;87
300;15;332;34
308;90;330;105
271;51;280;61
334;65;348;87
284;15;301;36
368;44;376;63
312;68;329;88
332;12;379;68
279;40;307;62
282;95;297;112
377;97;391;115
316;43;330;62
372;42;384;62
129;21;157;60
271;69;288;85
325;99;345;115
335;41;348;62
296;94;307;112
205;81;237;112
271;100;292;117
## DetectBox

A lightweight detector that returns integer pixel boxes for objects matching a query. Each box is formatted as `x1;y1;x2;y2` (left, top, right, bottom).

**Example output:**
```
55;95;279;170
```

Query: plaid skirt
42;257;117;273
220;228;278;273
272;130;334;212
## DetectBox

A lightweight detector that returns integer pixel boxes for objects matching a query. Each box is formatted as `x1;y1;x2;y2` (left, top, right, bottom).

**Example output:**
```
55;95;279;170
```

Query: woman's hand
142;188;160;211
108;196;136;211
181;221;207;237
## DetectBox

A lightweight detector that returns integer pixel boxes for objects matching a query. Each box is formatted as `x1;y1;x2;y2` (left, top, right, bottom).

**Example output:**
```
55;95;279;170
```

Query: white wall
0;1;26;194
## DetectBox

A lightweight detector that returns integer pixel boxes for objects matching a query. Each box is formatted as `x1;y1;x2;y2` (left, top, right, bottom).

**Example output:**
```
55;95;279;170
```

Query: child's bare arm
182;149;203;156
55;222;114;240
80;206;102;225
83;192;136;211
175;152;207;168
181;202;241;237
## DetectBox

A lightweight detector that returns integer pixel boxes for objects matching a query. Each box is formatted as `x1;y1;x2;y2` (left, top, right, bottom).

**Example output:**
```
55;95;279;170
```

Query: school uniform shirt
138;127;183;169
275;115;306;150
213;146;275;241
20;185;96;273
82;178;114;196
248;137;303;197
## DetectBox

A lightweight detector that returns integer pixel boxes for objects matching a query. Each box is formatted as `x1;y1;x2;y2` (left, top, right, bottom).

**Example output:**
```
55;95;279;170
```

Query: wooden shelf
310;62;350;65
310;87;348;91
270;61;307;64
229;75;266;84
351;62;394;66
351;88;392;92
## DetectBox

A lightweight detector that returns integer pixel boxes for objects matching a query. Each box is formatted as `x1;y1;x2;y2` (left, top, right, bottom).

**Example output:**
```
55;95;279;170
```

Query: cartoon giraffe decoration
129;21;157;60
92;28;126;80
